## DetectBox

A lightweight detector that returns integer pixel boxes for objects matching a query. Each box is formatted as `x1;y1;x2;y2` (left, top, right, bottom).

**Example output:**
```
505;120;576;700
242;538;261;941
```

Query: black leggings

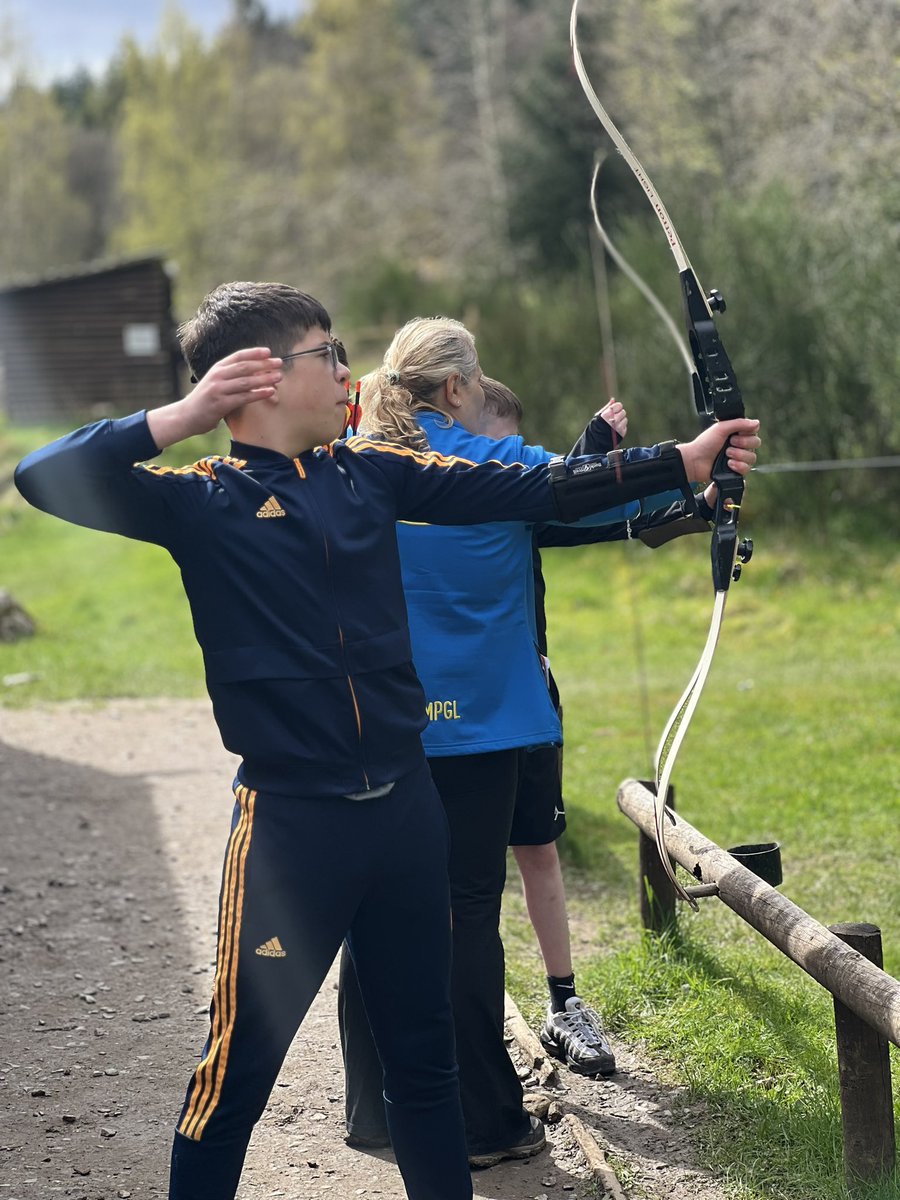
339;750;530;1156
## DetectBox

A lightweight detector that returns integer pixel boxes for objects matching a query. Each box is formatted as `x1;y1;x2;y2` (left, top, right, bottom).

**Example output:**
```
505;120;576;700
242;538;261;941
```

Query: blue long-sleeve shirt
396;411;687;756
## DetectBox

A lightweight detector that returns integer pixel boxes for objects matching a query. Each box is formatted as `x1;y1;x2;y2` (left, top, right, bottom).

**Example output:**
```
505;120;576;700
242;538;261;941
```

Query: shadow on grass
678;936;840;1080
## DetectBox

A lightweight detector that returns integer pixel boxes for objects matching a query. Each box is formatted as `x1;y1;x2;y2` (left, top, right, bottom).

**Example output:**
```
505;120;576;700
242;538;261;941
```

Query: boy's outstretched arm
575;415;759;511
549;417;760;524
352;417;761;528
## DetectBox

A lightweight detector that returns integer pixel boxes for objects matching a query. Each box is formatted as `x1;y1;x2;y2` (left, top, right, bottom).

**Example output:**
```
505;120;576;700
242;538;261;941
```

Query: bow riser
680;269;744;424
710;453;744;593
680;265;747;594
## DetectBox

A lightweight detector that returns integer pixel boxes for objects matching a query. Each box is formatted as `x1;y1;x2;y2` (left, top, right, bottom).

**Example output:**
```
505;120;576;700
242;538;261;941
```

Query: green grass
3;419;898;1197
0;420;226;701
506;534;900;1200
0;512;204;699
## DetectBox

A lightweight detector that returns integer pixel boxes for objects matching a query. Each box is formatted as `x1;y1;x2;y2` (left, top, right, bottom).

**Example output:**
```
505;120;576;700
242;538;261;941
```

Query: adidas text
255;937;287;958
256;496;286;519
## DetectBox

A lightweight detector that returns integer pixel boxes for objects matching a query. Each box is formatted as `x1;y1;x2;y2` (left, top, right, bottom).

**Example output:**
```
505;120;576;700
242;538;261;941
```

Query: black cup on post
727;842;782;887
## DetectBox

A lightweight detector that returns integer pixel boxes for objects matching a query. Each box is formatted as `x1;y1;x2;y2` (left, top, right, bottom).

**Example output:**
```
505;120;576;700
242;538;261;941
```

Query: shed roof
0;254;176;295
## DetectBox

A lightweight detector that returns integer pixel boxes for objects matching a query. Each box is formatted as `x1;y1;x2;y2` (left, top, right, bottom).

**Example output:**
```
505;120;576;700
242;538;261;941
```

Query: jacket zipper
294;458;370;791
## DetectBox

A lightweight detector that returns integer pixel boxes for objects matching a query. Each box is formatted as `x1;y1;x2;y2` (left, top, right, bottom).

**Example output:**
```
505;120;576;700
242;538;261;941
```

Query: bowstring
587;167;656;776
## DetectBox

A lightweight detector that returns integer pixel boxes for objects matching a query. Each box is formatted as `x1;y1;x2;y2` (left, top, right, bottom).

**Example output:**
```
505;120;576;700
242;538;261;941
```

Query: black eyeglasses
281;338;347;372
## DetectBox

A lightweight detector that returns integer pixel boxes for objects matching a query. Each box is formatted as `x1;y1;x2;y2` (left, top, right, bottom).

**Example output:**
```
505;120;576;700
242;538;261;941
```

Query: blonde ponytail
360;317;479;450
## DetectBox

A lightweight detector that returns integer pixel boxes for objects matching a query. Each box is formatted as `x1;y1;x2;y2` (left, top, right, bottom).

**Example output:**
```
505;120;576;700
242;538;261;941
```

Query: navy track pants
169;759;472;1200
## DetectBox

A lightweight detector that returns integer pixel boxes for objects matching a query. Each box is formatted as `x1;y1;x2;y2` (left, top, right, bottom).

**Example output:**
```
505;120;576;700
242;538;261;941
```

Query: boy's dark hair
481;376;523;424
178;281;332;381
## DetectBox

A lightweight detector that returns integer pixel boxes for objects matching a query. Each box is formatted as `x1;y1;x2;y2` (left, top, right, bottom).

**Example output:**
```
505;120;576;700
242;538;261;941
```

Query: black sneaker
540;997;617;1076
468;1115;546;1169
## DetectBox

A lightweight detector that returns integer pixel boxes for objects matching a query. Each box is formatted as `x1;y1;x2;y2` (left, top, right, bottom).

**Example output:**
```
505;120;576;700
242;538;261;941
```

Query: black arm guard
549;441;694;523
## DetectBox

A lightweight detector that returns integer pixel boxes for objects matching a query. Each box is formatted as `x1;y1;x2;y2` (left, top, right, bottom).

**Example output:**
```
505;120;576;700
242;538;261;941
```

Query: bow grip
710;444;744;592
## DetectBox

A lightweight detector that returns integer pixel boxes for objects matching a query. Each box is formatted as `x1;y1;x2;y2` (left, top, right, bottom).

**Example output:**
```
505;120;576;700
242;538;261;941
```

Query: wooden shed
0;256;183;425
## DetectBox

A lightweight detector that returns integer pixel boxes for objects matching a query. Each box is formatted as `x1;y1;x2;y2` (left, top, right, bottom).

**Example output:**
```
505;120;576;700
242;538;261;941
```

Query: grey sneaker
540;996;617;1076
468;1115;546;1169
345;1129;391;1150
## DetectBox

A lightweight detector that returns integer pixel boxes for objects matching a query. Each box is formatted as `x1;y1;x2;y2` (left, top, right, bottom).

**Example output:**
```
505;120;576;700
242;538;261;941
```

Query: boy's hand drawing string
570;0;755;909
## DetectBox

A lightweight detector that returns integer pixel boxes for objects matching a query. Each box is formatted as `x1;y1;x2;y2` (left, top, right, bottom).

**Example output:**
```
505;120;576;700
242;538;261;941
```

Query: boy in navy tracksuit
15;281;760;1200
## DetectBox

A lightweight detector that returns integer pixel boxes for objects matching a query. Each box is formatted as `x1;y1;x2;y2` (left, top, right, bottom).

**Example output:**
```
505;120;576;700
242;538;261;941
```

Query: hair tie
387;369;400;385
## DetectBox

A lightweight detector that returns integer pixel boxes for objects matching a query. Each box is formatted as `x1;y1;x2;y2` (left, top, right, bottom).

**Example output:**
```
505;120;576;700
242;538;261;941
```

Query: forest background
1;0;897;532
1;5;898;1197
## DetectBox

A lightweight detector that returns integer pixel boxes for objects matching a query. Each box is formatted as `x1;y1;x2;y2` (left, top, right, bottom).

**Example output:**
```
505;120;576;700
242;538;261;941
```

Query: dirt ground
0;700;730;1200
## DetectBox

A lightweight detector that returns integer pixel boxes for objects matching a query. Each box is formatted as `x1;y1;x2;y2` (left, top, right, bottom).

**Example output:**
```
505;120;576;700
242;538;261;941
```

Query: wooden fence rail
616;777;898;1189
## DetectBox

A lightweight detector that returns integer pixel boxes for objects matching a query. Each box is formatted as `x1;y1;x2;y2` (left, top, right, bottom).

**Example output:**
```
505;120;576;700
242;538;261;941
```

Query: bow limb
572;0;751;909
652;593;728;913
571;0;691;273
589;156;696;410
571;0;744;428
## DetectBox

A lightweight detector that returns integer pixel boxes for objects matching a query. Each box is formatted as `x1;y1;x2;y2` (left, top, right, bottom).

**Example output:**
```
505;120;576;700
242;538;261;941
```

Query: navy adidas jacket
15;411;689;796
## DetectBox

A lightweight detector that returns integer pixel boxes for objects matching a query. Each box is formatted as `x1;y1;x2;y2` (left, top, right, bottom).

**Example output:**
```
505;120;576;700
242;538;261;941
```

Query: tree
282;0;452;292
504;13;625;274
110;0;454;312
687;0;898;223
0;82;92;278
111;13;250;308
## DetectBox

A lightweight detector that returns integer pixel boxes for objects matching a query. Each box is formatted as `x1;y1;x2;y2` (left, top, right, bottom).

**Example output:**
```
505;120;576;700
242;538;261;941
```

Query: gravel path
0;700;730;1200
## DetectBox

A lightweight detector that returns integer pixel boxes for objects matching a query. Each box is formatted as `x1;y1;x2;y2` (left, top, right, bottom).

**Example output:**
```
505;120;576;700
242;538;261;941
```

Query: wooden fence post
617;780;900;1047
637;782;676;935
829;922;896;1191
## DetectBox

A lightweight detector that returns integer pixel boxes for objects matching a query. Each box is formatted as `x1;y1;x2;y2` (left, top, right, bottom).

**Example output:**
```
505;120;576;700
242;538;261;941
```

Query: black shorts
508;742;566;846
